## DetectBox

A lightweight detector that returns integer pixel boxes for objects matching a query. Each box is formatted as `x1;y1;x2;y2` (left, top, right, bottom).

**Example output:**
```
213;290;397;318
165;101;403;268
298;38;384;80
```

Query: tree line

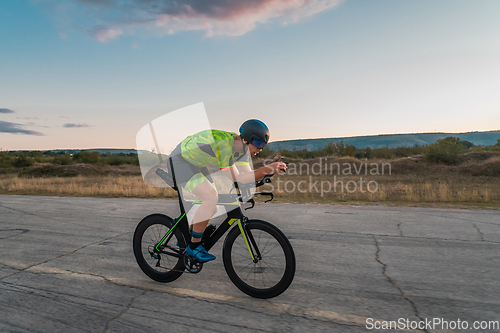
1;137;499;168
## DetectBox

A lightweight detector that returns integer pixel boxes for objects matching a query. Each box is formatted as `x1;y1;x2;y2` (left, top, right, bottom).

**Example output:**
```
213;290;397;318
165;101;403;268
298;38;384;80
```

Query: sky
1;0;500;151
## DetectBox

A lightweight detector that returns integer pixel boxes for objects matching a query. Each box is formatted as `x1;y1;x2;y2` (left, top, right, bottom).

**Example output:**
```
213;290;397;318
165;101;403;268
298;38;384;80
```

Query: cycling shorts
168;144;215;193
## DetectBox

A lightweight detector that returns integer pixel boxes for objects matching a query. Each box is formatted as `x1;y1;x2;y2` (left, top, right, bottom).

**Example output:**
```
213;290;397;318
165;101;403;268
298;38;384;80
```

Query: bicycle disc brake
183;253;203;274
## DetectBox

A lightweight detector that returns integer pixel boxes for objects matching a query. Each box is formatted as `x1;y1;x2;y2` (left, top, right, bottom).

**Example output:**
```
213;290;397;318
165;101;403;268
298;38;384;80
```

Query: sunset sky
1;0;499;151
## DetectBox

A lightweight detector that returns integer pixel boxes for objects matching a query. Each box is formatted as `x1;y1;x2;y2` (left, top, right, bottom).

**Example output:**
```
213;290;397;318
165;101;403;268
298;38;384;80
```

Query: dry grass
0;174;177;198
256;174;500;206
1;154;500;208
1;173;498;207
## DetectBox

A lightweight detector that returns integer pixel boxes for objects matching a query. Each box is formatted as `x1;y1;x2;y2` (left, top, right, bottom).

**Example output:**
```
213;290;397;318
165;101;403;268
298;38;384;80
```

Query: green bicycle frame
156;198;258;261
155;213;185;251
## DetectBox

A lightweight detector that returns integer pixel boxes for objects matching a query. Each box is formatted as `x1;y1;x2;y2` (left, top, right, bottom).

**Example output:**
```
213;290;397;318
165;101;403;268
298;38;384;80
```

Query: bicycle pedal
183;252;203;273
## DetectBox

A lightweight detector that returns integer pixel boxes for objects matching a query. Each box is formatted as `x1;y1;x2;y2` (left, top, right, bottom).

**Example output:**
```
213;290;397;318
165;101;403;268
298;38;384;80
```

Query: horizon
3;128;499;152
1;0;499;150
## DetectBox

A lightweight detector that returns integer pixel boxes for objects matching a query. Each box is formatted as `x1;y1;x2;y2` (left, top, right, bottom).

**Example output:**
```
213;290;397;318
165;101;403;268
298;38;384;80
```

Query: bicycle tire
133;214;186;283
223;219;295;299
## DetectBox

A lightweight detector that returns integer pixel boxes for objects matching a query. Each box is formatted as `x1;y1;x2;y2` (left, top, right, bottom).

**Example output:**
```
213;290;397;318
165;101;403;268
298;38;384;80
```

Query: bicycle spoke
233;251;253;259
245;264;255;280
260;235;272;254
258;261;267;288
261;243;280;257
261;258;281;275
241;261;255;269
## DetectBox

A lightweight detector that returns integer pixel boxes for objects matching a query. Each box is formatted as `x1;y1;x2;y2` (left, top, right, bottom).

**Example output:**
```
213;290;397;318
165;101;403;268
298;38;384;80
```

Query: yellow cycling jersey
180;129;249;169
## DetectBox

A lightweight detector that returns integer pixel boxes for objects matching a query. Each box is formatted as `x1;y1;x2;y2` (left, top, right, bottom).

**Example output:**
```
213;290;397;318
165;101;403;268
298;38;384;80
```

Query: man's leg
189;204;218;233
187;181;218;261
191;180;218;240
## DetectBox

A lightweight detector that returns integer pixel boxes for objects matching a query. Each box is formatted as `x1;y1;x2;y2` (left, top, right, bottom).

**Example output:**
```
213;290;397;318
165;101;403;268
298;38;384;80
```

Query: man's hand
265;162;287;174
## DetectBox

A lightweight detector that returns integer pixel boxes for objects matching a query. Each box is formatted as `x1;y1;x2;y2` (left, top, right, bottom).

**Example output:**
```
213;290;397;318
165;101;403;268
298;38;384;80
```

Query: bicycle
133;161;296;299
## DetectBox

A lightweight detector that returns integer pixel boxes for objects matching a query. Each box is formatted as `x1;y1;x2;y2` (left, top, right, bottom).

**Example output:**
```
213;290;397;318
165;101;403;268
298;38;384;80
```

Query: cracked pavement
0;195;499;332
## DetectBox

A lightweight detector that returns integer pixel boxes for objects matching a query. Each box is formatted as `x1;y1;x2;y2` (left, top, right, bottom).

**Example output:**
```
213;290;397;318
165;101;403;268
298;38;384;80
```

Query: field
1;151;499;208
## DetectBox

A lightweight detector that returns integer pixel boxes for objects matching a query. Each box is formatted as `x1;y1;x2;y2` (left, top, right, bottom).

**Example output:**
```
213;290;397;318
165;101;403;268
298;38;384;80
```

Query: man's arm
222;162;286;184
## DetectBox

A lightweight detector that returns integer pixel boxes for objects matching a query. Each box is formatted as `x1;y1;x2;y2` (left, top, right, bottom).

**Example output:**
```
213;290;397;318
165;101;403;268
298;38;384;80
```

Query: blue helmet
239;119;269;149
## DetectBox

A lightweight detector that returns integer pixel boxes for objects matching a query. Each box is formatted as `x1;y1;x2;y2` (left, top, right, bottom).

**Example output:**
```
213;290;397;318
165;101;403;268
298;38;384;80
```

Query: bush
321;140;356;157
106;156;127;166
494;138;500;151
0;152;12;168
462;140;474;149
355;147;373;159
13;154;34;168
392;145;426;158
257;146;275;159
53;154;73;165
425;136;467;165
372;147;395;159
280;150;299;159
29;151;46;163
322;142;336;156
73;150;100;164
364;147;373;159
101;154;140;166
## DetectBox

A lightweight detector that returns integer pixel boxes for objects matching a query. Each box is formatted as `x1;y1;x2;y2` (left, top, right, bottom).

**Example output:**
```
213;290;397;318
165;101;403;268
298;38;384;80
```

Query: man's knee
202;187;218;206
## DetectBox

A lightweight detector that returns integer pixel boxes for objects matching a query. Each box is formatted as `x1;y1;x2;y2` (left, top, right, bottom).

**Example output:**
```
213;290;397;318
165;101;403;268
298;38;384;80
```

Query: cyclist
168;119;287;262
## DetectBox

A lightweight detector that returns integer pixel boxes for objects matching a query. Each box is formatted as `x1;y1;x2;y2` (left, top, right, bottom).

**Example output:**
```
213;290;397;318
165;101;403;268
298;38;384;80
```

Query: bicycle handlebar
255;174;274;188
254;191;274;203
236;173;277;207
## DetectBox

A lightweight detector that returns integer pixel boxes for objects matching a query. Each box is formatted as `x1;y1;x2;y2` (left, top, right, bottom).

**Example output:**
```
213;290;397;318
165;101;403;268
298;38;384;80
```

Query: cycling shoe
186;244;216;262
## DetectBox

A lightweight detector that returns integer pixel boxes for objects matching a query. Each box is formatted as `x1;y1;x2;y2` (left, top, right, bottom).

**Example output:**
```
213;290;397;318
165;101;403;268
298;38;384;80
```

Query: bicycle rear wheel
133;214;186;283
223;220;295;299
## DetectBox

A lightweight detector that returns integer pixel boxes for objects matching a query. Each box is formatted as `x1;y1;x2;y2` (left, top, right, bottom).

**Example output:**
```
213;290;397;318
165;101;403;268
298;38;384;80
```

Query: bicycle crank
183;253;203;273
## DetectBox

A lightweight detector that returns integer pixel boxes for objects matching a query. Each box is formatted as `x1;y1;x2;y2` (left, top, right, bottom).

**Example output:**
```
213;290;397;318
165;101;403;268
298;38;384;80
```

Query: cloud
60;115;70;119
0;108;15;114
59;29;67;39
95;27;123;42
0;121;44;136
25;122;50;128
17;117;39;120
42;0;343;42
63;123;91;128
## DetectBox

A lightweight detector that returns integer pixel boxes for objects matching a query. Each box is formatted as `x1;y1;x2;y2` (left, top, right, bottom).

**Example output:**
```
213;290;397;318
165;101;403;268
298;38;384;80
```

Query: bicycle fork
237;218;262;263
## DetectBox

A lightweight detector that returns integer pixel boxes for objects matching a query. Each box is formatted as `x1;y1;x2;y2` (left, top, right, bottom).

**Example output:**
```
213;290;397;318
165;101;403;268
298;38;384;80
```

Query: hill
268;130;500;151
39;148;138;154
14;130;500;154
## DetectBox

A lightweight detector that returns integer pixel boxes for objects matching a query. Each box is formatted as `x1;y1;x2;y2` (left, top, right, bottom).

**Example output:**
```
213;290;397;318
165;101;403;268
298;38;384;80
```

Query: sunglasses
250;136;267;149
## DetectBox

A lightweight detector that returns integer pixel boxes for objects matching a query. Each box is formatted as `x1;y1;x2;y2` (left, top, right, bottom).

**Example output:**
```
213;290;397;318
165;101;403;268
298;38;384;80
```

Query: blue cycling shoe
186;244;216;262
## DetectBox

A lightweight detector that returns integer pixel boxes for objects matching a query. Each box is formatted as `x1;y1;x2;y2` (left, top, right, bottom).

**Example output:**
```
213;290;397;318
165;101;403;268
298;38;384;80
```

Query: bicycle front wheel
223;220;295;299
133;214;186;283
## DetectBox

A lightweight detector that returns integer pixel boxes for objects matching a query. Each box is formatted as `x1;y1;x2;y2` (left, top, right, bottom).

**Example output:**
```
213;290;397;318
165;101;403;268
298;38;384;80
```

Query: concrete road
0;195;499;333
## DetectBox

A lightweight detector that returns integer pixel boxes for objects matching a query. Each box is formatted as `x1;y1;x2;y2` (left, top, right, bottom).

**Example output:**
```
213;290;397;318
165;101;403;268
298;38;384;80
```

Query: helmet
239;119;269;149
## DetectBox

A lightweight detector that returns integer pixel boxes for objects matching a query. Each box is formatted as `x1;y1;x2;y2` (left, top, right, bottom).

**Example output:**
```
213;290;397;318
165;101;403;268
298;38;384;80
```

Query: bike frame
156;197;260;262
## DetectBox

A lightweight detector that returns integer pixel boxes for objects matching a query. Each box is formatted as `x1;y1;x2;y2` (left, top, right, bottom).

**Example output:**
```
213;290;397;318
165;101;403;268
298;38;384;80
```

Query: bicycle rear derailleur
183;252;203;274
